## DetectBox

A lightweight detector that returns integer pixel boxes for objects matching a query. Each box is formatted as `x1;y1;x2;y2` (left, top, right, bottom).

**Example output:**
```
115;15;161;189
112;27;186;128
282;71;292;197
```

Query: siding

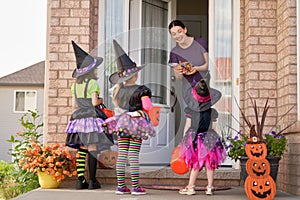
0;86;44;162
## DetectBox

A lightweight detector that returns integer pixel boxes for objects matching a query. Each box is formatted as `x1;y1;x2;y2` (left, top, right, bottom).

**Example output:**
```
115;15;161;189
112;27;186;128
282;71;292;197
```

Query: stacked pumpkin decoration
244;125;276;200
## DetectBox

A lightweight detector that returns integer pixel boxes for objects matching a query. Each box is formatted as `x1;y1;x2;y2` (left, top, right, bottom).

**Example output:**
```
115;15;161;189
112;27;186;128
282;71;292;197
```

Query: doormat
143;185;231;191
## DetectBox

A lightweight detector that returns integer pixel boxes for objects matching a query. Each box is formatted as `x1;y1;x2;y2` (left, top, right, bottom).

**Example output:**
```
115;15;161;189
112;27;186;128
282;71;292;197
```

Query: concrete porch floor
62;166;241;187
13;184;299;200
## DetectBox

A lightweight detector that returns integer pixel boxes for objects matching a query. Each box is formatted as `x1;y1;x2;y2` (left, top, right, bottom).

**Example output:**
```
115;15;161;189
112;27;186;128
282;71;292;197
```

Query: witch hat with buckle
71;40;103;78
109;40;145;84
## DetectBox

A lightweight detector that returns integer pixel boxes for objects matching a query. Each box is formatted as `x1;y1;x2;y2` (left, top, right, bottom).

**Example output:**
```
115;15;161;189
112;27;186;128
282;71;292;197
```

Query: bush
0;161;21;200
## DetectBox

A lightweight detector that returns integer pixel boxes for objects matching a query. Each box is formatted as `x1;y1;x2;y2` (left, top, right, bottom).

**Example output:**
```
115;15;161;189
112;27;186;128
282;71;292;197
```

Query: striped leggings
116;137;142;188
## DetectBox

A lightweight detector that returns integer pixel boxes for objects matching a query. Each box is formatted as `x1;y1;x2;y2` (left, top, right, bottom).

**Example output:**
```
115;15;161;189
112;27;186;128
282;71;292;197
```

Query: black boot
76;149;89;189
88;151;101;189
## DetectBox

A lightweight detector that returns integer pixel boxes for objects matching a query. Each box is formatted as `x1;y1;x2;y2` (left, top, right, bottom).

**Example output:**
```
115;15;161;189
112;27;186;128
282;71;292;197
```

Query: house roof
0;61;45;86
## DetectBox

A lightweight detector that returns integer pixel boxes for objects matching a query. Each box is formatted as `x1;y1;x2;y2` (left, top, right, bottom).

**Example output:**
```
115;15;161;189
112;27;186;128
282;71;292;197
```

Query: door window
141;0;169;105
99;0;128;108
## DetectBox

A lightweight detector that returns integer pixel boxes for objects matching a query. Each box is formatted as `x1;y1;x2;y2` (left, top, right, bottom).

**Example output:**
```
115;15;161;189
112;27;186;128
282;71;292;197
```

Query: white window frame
13;90;37;113
297;0;300;120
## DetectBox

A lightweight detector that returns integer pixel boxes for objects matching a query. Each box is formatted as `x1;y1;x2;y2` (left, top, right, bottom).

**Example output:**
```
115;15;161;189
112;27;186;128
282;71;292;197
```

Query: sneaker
205;186;214;195
76;179;89;190
115;186;131;195
131;186;147;195
179;185;196;195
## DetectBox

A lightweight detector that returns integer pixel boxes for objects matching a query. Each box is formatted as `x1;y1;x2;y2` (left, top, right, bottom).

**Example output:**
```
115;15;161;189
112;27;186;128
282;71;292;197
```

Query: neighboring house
45;0;300;195
0;61;44;162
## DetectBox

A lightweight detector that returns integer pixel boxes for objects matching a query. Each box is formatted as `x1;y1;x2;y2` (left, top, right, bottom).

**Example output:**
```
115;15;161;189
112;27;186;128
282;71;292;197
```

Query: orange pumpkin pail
170;145;189;175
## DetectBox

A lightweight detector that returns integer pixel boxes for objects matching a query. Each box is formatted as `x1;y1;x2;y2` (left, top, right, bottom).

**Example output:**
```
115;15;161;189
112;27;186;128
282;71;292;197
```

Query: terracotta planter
240;156;281;183
37;171;60;189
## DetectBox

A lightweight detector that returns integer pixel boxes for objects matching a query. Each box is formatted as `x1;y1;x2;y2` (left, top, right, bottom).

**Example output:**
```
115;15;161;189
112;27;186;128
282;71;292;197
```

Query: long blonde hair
112;83;123;107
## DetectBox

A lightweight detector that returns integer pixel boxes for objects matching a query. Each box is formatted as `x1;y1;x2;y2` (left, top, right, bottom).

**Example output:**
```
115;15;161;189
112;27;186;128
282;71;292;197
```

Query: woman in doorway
168;19;224;195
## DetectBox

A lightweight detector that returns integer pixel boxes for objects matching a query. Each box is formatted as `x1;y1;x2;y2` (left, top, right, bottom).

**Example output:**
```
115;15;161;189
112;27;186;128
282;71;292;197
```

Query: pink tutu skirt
180;129;226;170
104;111;155;140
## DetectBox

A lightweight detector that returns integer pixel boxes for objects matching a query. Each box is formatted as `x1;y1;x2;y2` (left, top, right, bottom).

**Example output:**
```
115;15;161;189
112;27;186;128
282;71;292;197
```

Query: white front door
129;0;177;165
98;0;177;165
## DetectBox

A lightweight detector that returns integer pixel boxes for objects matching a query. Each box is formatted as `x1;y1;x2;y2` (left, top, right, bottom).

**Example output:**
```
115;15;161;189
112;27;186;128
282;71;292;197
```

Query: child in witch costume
178;80;226;195
103;40;156;195
65;41;106;190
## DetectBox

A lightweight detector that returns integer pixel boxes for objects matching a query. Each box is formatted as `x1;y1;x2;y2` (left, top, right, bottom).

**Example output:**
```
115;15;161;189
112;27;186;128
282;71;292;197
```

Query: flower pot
37;171;60;189
240;156;281;183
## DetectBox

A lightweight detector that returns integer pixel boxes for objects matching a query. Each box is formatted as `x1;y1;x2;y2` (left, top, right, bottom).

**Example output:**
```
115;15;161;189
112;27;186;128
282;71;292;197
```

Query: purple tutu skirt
66;117;105;133
180;129;226;170
65;117;106;149
104;111;155;140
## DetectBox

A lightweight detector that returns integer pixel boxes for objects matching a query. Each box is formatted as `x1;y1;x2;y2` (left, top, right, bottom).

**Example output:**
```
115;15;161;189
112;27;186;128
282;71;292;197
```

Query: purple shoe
131;186;147;195
115;186;131;195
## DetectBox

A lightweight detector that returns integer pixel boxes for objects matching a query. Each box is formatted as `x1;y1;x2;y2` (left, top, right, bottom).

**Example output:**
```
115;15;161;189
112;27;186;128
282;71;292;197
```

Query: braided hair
128;85;152;112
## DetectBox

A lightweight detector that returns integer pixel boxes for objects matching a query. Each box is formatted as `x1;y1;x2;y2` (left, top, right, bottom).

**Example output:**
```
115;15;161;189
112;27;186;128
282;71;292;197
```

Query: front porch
62;166;241;188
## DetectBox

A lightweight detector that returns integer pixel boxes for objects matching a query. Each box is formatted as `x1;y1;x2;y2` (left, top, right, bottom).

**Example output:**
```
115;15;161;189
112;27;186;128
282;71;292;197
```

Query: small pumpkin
98;150;118;169
149;106;161;127
170;146;189;175
244;175;276;200
245;143;267;160
246;158;270;179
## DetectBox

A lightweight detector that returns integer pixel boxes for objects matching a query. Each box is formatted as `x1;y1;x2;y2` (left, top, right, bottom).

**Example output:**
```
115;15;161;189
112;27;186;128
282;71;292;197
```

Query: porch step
61;167;241;187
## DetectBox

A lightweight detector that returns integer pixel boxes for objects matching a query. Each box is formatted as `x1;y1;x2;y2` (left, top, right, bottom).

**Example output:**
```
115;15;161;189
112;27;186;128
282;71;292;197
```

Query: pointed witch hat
71;40;103;78
109;40;145;84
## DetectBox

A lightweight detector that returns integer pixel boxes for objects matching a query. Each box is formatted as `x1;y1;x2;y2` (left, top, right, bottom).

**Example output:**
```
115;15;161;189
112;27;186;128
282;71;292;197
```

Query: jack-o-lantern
148;106;161;127
246;158;270;179
98;150;118;169
170;146;189;175
244;176;276;200
245;143;267;160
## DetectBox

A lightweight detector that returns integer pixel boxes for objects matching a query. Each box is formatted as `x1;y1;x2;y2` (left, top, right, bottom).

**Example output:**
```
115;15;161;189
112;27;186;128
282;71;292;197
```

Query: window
98;0;128;109
14;90;37;112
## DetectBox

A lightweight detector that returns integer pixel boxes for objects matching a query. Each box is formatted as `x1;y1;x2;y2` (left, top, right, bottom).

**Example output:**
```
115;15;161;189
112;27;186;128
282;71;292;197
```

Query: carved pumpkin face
246;159;270;179
245;143;267;160
245;176;276;200
98;150;118;169
149;106;161;127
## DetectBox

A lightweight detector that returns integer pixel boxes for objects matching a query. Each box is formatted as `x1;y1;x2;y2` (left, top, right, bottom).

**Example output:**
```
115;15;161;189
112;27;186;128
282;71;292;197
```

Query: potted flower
225;96;294;182
19;142;77;188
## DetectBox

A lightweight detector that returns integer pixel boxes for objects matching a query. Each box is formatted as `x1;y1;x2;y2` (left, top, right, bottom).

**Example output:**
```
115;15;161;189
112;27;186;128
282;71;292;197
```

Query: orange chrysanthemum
19;142;77;182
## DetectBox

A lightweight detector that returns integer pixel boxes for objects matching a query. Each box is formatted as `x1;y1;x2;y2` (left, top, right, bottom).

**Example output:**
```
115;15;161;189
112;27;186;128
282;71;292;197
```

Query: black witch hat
71;40;103;78
109;40;145;84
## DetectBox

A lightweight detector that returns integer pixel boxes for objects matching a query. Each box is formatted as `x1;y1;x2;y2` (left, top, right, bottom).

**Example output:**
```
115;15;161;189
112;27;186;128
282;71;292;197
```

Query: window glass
102;0;126;109
213;0;233;136
14;90;37;112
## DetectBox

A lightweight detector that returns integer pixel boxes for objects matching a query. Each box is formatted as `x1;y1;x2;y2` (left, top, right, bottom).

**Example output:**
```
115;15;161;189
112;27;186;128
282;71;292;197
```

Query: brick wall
276;0;300;195
45;0;98;145
241;0;300;195
241;0;277;132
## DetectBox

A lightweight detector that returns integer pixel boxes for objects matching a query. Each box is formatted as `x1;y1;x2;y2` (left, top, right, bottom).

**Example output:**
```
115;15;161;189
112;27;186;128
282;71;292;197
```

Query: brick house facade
45;0;300;194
